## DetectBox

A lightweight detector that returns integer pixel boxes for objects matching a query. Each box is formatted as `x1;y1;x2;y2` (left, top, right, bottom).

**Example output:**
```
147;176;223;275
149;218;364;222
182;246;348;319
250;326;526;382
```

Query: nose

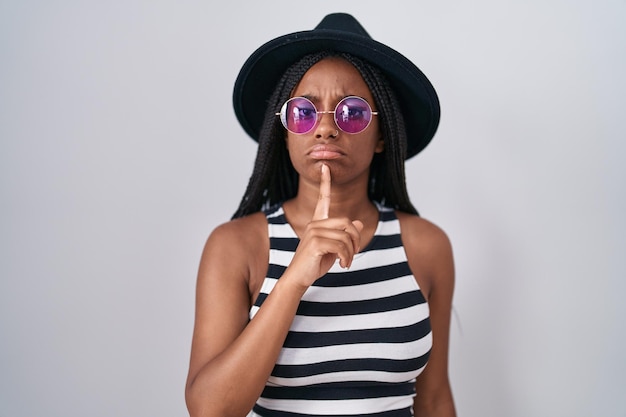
314;111;338;139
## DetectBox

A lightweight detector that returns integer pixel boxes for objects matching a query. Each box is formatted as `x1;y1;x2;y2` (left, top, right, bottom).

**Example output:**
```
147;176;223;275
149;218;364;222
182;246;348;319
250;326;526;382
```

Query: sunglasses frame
276;96;379;135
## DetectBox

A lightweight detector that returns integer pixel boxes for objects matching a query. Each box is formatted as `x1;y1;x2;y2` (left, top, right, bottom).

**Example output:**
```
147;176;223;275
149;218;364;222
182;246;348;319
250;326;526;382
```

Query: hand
286;164;364;289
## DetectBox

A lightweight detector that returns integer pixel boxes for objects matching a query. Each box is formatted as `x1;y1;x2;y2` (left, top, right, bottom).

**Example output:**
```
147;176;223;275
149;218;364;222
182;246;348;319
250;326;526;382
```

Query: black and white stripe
248;204;432;417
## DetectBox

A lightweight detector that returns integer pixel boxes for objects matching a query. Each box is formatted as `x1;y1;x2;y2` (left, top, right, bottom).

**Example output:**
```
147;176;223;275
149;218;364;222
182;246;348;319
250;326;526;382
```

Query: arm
185;165;362;417
398;213;456;417
185;216;305;417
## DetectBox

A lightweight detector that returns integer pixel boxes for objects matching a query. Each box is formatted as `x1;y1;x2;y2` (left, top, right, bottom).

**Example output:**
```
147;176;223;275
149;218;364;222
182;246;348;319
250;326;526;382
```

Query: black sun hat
232;13;440;160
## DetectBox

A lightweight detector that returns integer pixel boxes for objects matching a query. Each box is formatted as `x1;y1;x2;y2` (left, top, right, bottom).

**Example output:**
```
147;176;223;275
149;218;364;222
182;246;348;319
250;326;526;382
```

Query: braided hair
232;51;418;219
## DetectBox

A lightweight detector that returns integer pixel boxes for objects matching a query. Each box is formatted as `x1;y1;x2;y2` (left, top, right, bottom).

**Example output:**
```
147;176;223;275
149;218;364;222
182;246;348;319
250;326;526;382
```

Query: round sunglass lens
282;97;317;134
335;96;373;134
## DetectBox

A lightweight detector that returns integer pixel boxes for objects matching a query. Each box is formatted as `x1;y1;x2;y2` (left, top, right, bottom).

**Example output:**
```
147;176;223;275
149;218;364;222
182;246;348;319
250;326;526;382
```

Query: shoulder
206;212;268;249
395;211;452;255
199;212;269;287
395;211;454;298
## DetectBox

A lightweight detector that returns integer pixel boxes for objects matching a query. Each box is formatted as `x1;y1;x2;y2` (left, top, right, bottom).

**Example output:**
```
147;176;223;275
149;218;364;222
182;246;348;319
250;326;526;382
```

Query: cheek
366;124;384;153
284;134;298;154
375;138;385;153
284;136;301;165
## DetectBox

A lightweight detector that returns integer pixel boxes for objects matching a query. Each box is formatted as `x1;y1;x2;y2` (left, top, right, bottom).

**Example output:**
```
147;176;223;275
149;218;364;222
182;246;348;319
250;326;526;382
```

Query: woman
185;13;456;417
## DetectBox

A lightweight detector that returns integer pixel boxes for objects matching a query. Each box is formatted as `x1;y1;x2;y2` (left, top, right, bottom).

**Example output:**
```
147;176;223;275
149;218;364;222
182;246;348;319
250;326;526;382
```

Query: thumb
352;220;364;232
351;220;364;253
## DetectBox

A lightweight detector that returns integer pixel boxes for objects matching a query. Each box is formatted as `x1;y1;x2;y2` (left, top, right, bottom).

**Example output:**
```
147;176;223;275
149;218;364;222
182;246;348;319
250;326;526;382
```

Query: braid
232;52;330;219
340;53;418;215
232;51;418;219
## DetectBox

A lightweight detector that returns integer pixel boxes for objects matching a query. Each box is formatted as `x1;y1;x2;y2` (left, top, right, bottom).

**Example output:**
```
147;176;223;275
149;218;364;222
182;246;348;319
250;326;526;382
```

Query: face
284;57;384;187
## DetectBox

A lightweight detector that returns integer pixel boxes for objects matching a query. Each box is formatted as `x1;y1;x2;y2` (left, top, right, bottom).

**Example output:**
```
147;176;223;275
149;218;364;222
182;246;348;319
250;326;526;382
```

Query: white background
1;1;624;416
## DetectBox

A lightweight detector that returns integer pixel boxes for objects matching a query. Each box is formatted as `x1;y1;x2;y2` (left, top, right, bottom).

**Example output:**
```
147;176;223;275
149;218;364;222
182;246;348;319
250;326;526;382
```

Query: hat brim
233;27;440;159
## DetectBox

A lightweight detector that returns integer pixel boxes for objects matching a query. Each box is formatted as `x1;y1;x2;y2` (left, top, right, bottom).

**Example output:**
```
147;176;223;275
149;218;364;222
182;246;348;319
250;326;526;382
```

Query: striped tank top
248;203;432;417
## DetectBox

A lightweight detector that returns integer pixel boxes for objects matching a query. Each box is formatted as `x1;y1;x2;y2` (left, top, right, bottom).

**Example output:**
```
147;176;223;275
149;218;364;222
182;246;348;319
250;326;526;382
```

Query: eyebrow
298;94;352;105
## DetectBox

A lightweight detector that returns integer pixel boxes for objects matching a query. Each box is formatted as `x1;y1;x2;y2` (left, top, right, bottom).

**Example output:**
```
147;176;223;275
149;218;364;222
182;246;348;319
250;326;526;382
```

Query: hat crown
314;13;372;39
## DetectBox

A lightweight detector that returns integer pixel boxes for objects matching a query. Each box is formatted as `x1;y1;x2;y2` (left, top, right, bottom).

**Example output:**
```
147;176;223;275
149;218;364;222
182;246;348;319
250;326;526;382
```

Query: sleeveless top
248;204;432;417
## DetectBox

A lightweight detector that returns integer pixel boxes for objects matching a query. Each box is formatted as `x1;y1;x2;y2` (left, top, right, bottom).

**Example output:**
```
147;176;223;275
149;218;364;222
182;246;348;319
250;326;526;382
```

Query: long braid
341;53;418;215
232;52;330;218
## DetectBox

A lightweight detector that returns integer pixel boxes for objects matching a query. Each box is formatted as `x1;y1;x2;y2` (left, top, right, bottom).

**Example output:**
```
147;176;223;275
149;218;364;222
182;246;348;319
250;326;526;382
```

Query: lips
308;145;345;160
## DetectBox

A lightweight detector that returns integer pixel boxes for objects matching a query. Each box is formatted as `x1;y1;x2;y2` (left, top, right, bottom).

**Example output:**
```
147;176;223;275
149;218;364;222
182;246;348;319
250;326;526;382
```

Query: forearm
186;277;306;417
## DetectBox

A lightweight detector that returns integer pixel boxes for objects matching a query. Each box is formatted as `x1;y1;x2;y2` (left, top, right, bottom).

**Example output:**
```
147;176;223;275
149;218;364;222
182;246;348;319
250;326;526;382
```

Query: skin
185;57;456;417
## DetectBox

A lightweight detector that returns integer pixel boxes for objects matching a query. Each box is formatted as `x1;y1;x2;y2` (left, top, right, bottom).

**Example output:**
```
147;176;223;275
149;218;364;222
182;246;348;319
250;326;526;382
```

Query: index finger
312;163;331;220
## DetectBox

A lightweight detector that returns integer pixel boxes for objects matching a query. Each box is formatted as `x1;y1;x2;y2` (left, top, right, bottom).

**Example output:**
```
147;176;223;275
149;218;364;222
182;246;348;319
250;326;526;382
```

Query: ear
375;138;385;153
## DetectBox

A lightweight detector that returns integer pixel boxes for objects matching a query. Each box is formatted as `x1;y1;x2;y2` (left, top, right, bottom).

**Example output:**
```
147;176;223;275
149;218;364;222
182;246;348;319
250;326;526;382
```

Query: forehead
292;57;373;102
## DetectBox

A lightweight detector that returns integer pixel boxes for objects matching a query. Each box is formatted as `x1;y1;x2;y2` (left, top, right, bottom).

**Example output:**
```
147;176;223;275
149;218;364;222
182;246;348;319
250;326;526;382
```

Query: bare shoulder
204;212;268;257
395;211;452;257
199;212;269;298
395;211;454;298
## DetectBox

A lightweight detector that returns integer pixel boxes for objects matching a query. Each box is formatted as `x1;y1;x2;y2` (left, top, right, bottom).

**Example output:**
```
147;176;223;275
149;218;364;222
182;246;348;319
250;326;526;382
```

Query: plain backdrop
1;1;624;416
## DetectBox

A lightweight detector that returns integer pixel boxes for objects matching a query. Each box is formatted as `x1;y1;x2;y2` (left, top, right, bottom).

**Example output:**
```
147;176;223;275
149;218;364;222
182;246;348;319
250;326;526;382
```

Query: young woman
185;13;456;417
